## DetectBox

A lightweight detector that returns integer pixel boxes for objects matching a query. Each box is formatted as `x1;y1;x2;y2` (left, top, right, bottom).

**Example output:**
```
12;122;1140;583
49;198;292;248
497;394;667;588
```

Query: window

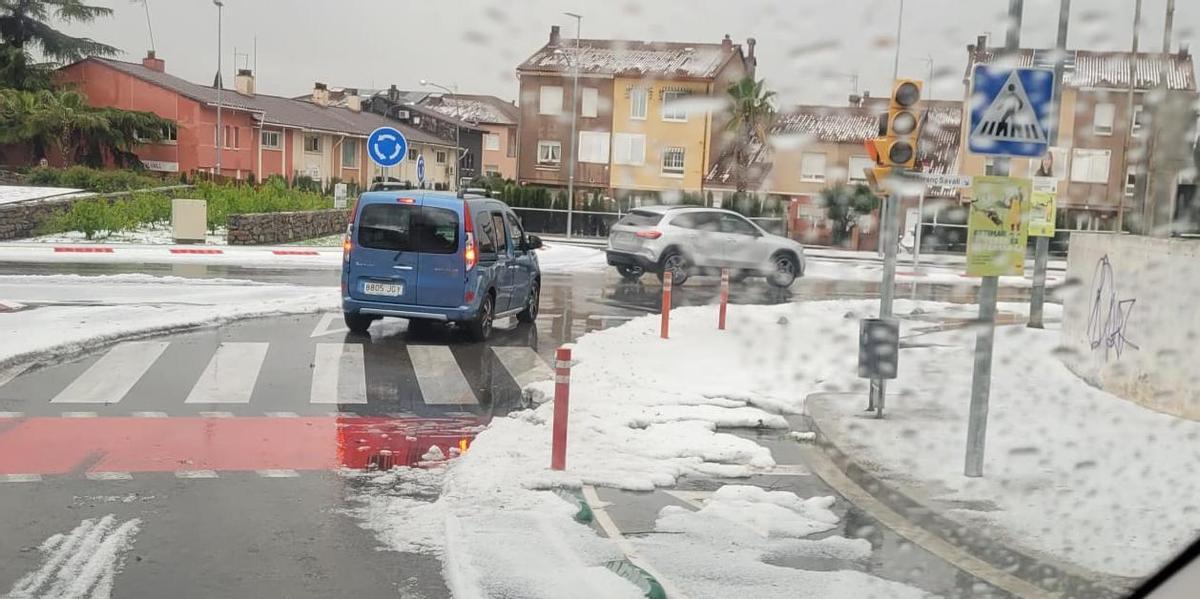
342;139;359;168
984;157;1000;176
613;133;646;166
484;133;500;151
661;90;688;122
670;211;720;232
436;150;447;164
1093;102;1115;135
490;213;509;254
661;146;685;176
477;211;503;254
485;165;500;177
1125;168;1137;197
1132;104;1145;132
1071;149;1111;183
507;128;517;158
505;212;527;250
630;88;648;120
261;130;282;149
539;85;563;115
537;140;561;166
581;88;598;118
801;153;827;182
304;134;321;153
720;213;759;237
233;127;240;149
223;125;232;149
408;148;419;161
848;156;874;183
357;205;460;254
617;210;663;227
462;151;474;170
578;131;610;164
135;124;177;144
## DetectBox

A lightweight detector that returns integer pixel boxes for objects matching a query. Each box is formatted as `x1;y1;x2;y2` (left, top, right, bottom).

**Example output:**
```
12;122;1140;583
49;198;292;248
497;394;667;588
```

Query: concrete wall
226;208;350;245
1060;232;1200;420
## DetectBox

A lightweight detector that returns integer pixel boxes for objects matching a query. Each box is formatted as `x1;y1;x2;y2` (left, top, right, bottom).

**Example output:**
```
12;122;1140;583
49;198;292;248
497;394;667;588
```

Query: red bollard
660;271;672;339
550;345;571;471
719;267;729;330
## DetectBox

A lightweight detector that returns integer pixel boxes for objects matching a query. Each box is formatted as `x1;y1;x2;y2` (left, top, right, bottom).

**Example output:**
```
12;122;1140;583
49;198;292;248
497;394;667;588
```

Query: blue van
341;191;543;341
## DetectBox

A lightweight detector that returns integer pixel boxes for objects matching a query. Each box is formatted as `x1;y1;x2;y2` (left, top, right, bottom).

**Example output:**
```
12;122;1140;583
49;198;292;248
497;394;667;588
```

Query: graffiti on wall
1086;254;1138;360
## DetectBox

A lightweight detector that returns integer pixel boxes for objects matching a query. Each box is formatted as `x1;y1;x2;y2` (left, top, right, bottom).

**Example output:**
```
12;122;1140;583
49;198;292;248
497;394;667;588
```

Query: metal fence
510;206;786;239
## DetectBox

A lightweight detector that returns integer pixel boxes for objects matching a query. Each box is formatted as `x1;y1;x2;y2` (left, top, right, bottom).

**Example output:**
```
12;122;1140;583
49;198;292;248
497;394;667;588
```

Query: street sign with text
968;66;1055;158
896;171;973;188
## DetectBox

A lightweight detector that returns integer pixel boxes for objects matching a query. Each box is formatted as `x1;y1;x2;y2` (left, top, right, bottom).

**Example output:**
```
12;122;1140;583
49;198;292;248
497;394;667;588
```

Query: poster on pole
966;176;1031;276
1028;177;1057;237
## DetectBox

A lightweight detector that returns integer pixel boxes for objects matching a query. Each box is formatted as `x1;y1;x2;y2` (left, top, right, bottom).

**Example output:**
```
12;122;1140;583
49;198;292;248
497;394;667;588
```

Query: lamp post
563;11;582;238
421;79;460;190
213;0;224;177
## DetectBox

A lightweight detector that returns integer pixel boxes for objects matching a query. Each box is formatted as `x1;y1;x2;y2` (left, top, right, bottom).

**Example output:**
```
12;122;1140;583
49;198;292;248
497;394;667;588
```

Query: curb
553;488;668;599
803;394;1136;599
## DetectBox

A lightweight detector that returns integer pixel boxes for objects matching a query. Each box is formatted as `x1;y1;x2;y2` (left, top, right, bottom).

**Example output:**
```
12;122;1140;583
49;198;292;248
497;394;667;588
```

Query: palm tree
723;77;777;194
0;87;167;166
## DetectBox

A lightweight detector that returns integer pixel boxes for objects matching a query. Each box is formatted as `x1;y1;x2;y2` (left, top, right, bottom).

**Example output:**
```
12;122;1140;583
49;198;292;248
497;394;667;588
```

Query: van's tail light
342;224;353;262
463;204;478;271
635;230;663;239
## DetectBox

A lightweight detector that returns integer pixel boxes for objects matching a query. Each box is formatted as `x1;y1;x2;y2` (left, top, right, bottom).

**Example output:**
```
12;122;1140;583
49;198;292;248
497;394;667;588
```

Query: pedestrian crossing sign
968;66;1056;157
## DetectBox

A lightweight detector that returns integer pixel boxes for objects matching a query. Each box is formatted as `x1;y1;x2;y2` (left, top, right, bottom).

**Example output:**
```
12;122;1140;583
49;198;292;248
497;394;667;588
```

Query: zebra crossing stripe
310;343;367;404
50;342;169;404
408;345;476;405
185;342;269;404
491;346;554;389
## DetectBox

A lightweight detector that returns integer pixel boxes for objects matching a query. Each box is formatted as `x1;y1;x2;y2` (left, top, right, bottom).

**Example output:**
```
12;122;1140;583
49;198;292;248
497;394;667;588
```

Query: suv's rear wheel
466;293;495;341
616;265;644;281
517;280;539;323
344;311;373;334
657;252;690;286
767;253;799;288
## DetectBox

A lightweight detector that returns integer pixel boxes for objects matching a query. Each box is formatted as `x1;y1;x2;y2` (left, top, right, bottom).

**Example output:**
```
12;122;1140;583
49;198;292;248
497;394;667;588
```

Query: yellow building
610;78;714;196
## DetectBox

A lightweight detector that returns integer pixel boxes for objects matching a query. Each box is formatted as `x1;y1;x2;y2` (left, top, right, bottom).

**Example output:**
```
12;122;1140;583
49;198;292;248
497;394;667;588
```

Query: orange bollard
550;346;571;471
719;268;729;330
660;271;672;339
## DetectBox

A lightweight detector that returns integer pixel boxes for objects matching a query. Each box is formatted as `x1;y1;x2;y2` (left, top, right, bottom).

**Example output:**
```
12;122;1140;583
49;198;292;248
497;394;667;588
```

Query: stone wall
227;208;349;245
0;195;88;240
1060;232;1200;420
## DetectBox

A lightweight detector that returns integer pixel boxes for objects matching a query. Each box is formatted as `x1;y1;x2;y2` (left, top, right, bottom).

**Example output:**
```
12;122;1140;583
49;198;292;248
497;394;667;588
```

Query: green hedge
26;166;175;193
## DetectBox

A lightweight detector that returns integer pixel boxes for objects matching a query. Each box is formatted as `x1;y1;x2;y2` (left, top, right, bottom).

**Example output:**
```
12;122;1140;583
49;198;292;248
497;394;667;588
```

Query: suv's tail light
635;230;663;239
463;204;478;271
342;224;353;262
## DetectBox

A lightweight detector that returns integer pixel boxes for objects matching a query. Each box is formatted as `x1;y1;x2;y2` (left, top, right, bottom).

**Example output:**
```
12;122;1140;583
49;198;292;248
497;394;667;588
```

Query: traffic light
871;79;923;170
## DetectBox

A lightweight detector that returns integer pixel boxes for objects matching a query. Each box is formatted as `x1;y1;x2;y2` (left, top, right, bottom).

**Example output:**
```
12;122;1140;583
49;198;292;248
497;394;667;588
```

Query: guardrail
509;206;787;238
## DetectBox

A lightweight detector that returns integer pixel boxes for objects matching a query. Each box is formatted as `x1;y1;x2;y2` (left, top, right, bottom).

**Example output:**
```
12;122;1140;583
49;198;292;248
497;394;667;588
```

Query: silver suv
605;206;806;288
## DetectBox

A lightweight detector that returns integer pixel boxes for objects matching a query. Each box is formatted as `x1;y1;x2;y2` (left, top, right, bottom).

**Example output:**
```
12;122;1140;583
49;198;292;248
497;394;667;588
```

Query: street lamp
213;0;223;177
421;79;461;191
561;11;582;238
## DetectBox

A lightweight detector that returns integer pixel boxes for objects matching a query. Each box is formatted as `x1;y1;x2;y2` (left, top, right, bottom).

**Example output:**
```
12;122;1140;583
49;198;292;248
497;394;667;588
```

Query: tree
724;77;776;193
0;88;168;166
0;1;119;64
819;183;879;245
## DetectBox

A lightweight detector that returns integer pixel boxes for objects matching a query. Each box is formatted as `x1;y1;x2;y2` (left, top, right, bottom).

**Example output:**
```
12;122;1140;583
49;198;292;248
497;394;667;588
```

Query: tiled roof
422;94;519;126
81;59;449;146
966;46;1197;91
770;106;880;142
518;39;739;80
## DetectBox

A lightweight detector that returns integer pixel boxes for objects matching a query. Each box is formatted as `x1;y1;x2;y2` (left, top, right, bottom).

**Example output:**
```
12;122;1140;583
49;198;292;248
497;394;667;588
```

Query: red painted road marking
271;250;321;256
169;248;224;255
0;416;483;475
53;246;114;253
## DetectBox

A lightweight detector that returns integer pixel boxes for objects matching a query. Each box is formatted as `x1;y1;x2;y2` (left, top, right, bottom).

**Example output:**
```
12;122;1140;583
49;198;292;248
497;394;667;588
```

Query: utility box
172;199;207;244
858;318;900;379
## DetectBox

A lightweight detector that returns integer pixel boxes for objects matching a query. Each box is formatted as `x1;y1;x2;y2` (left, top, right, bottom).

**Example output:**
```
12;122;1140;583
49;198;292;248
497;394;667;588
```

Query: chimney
141;50;165;73
345;88;361;113
549;25;561;47
313;82;329;107
388;84;400;103
975;34;988;52
234;69;255;96
721;34;732;52
747;37;757;61
1179;43;1190;58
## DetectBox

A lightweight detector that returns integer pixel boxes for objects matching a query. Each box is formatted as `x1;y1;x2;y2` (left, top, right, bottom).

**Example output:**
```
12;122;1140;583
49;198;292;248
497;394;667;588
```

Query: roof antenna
135;0;156;52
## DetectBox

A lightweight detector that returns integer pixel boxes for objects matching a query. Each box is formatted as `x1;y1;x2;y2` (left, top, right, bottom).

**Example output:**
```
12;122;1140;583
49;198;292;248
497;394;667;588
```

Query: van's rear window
617;211;663;227
357;204;458;254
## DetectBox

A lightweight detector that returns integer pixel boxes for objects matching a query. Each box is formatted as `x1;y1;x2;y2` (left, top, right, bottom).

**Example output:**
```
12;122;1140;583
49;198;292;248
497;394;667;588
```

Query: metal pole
966;0;1021;478
565;13;581;239
912;193;924;272
214;1;223;177
1030;0;1069;329
892;0;904;80
869;190;901;417
1120;0;1142;233
1147;0;1175;235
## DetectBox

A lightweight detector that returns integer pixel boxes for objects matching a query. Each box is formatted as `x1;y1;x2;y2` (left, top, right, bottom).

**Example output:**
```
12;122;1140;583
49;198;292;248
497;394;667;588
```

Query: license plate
364;281;403;296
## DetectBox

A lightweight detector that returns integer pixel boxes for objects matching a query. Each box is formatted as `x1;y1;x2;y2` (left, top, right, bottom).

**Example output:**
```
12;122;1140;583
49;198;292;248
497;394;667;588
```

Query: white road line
765;464;812;476
0;411;24;418
662;490;712;510
309;312;349;338
310;343;367;404
256;469;298;478
408;345;475;406
264;411;298;418
198;411;234;418
491;346;553;389
131;411;167;418
50;342;169;405
1;473;41;482
61;411;97;418
184;342;269;404
85;472;132;481
174;470;218;479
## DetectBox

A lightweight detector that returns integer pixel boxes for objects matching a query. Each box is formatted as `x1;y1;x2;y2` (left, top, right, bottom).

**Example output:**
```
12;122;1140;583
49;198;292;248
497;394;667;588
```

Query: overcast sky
63;0;1197;106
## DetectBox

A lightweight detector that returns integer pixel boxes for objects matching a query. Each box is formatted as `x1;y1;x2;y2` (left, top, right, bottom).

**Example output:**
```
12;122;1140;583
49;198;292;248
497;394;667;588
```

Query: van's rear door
349;200;421;305
414;205;464;308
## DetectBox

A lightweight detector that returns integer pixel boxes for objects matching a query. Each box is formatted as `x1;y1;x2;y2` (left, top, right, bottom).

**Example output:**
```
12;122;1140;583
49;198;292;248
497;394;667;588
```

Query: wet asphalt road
0;260;1032;598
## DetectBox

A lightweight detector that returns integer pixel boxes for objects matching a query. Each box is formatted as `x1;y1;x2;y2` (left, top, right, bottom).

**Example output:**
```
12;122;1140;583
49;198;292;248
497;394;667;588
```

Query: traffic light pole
869;188;901;417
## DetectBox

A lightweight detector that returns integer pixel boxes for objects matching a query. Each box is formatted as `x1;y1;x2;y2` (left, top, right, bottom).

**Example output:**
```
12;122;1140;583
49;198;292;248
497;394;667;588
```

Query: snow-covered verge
0;274;337;369
28;223;227;245
347;301;969;597
814;323;1200;579
534;242;608;273
804;258;1064;288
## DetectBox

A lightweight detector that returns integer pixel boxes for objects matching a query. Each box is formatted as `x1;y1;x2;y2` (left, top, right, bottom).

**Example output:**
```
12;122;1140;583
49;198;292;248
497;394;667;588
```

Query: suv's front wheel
657;251;690;286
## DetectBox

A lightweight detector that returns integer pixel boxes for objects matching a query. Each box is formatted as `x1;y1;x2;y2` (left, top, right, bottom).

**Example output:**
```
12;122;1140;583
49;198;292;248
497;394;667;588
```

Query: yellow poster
1028;177;1057;237
966;176;1031;276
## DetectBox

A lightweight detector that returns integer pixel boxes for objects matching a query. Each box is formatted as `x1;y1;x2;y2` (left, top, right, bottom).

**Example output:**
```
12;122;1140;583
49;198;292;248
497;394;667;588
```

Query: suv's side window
478;211;499;254
720;213;759;237
672;212;719;232
505;212;527;251
490;212;510;255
